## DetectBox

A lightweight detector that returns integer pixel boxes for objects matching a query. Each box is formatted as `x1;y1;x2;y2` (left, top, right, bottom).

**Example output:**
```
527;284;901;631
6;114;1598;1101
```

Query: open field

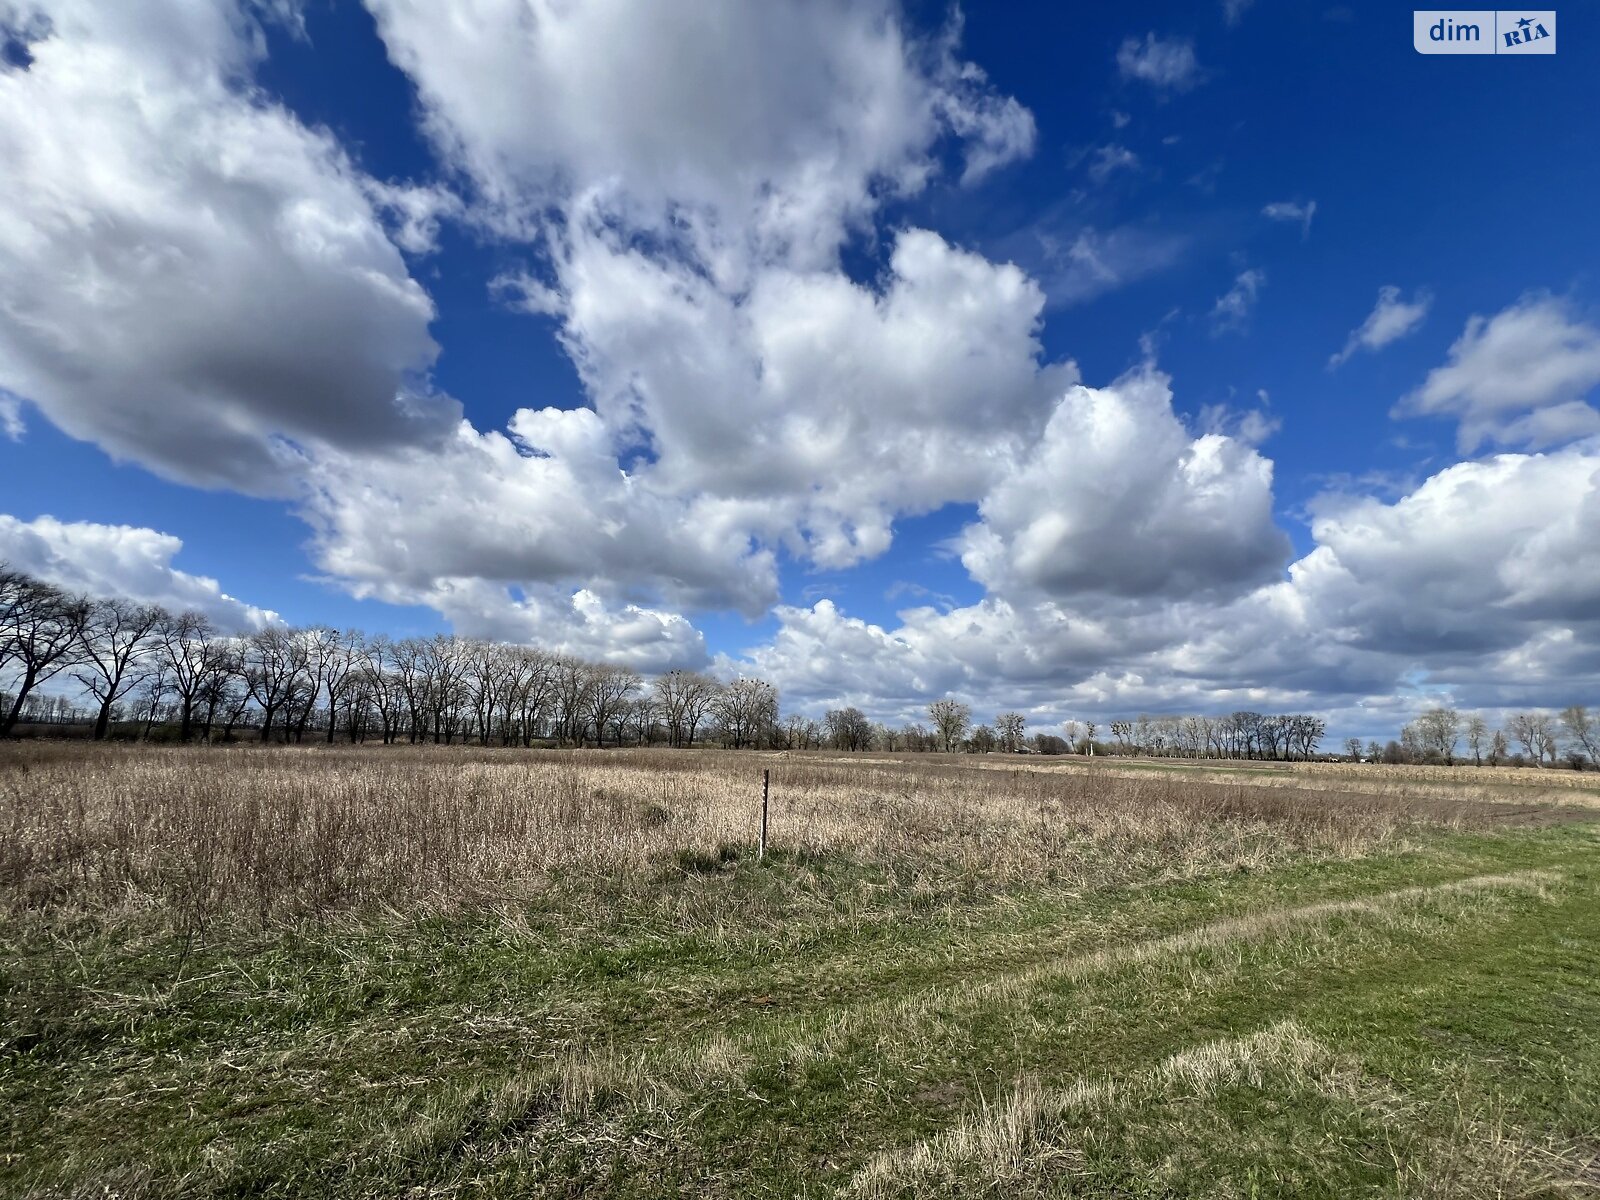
3;744;1599;1197
963;754;1600;809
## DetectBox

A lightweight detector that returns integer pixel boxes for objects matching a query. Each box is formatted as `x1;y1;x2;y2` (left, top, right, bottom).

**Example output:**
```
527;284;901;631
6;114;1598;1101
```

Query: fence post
759;768;770;859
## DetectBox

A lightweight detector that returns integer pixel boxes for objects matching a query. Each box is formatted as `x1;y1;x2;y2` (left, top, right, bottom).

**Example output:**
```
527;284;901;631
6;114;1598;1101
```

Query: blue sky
2;0;1598;741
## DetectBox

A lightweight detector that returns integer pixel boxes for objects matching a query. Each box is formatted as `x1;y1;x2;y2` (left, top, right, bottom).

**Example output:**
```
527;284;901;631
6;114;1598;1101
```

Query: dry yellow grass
942;752;1600;809
0;741;1537;929
1292;759;1600;786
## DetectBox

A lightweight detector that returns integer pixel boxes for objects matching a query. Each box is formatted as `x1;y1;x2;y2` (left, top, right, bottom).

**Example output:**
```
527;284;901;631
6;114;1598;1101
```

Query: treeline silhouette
6;562;1346;758
1366;706;1600;770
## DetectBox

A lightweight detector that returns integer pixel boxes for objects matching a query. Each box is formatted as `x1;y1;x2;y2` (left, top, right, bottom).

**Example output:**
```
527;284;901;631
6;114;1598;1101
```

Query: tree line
2;563;797;746
1363;706;1600;770
33;563;1589;766
1;565;988;751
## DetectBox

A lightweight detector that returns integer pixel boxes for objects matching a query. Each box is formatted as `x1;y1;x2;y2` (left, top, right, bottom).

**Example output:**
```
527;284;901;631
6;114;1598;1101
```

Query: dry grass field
3;743;1599;1196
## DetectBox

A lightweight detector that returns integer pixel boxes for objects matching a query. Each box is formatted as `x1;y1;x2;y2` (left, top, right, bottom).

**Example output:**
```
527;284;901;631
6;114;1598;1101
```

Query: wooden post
759;768;770;859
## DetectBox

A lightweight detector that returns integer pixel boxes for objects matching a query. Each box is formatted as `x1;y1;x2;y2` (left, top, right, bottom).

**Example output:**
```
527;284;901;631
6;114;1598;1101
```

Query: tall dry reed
0;743;1521;931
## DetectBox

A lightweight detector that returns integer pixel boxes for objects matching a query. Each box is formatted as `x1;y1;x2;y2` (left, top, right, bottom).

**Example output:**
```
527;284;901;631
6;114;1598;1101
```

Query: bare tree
824;706;873;751
509;646;555;746
0;571;89;736
1560;705;1599;767
1230;712;1265;759
1258;714;1289;761
162;611;233;741
0;564;24;676
1416;707;1461;764
320;630;364;743
551;655;594;746
1400;721;1424;763
1536;717;1562;766
388;638;429;743
1286;715;1326;761
928;698;971;753
1507;712;1557;766
422;634;469;744
586;664;642;748
199;648;245;742
72;597;168;739
359;635;403;744
241;626;305;742
627;695;657;746
1344;737;1362;761
995;711;1027;753
132;664;173;740
464;640;511;746
655;669;722;747
1465;714;1488;766
283;627;334;742
714;677;778;749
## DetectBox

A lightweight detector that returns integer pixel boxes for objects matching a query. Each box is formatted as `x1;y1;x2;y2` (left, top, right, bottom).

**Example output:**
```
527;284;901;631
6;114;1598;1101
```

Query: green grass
5;824;1600;1196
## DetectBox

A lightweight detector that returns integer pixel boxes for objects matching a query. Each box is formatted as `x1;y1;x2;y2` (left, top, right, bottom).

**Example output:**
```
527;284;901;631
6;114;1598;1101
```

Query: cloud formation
1087;144;1140;185
0;0;460;495
1116;34;1202;92
1262;199;1317;240
5;0;1600;744
1399;293;1600;450
956;366;1289;604
736;442;1600;739
1329;285;1433;368
1211;269;1266;334
1029;224;1189;307
0;514;275;630
364;0;1034;266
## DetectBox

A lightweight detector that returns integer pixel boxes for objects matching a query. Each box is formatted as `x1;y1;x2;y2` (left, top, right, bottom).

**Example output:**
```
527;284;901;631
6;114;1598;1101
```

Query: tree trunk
0;668;41;736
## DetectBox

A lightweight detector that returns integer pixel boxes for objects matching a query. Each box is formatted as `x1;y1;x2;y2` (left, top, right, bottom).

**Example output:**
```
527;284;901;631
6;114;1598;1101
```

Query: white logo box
1414;10;1556;53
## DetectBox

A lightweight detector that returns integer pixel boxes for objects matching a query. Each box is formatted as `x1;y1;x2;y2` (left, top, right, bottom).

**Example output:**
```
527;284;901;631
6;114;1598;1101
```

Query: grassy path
4;823;1599;1196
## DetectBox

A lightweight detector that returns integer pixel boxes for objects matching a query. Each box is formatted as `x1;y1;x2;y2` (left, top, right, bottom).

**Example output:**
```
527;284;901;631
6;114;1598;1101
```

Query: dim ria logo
1414;10;1555;54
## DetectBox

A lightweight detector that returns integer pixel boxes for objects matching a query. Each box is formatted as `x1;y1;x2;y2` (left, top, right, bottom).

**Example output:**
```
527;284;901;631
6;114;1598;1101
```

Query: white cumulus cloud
956;365;1290;604
1399;293;1600;450
0;0;460;495
0;514;275;630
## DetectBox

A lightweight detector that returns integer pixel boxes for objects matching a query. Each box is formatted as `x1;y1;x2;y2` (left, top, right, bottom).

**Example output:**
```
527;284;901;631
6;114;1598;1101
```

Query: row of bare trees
39;564;1594;767
1376;706;1600;768
1;565;789;747
783;705;1050;755
1052;711;1328;761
